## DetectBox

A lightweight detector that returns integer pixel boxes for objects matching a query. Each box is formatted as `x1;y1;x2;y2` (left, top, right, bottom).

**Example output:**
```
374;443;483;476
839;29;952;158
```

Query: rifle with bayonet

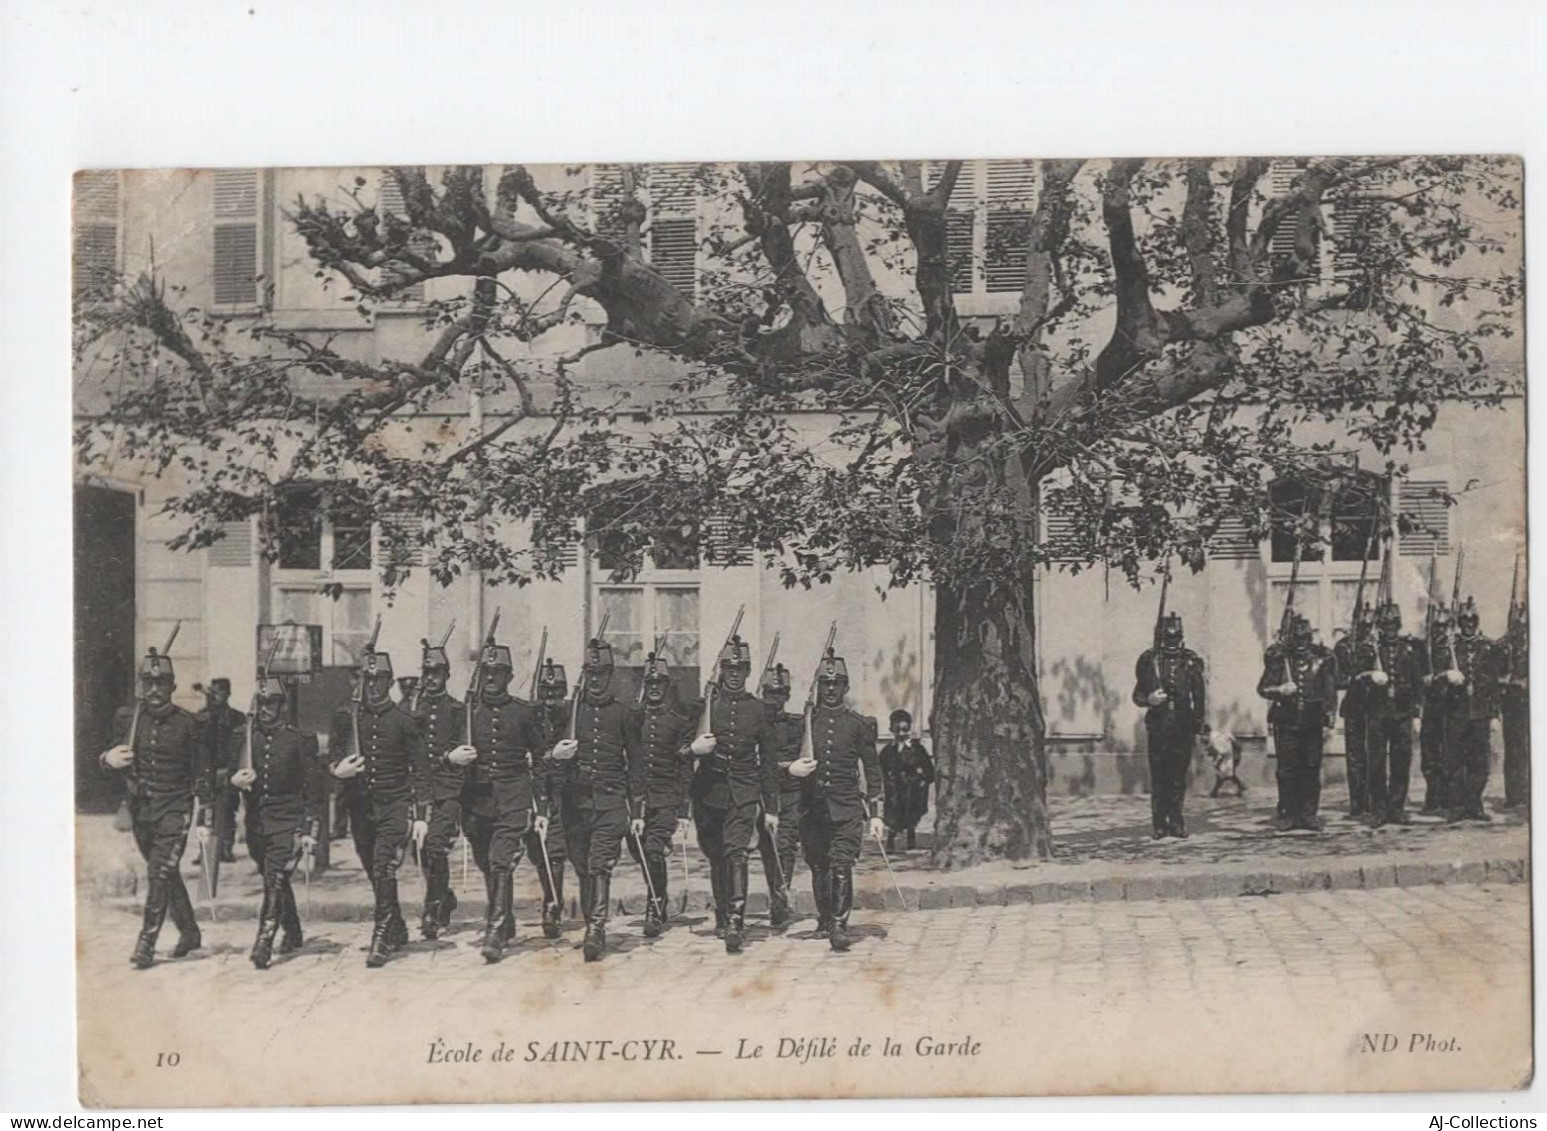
466;609;502;745
411;619;455;714
695;604;746;738
348;615;384;763
565;610;612;742
529;626;548;702
1447;545;1466;689
1506;550;1524;678
1149;562;1171;711
795;622;840;764
637;633;668;705
760;632;781;691
1277;533;1304;686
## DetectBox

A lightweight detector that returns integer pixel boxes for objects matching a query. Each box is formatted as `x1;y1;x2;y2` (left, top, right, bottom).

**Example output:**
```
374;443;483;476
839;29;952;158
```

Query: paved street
77;882;1531;1106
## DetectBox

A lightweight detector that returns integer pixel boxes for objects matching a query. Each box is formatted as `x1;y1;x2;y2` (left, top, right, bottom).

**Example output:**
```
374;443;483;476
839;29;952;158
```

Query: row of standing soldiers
100;629;888;970
1131;597;1529;840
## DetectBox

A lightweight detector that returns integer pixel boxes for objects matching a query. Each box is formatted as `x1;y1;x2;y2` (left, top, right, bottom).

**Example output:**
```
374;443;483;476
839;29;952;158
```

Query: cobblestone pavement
76;883;1531;1106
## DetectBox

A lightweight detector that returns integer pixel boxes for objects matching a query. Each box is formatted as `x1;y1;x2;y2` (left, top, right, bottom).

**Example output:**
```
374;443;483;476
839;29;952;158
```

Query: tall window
592;163;703;297
1266;471;1387;647
376;169;430;303
74;171;120;303
212;168;261;307
927;160;1036;299
270;486;374;666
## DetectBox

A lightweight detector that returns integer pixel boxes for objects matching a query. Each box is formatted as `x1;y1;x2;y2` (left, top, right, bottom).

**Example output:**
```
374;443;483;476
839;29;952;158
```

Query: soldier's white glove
788;756;817;778
630;817;645;840
332;753;365;779
230;768;257;790
1444;668;1465;686
764;813;779;836
1367;670;1390;687
550;739;579;762
102;744;134;770
411;820;428;850
675;817;691;843
534;814;550;839
447;743;478;766
869;817;885;844
690;734;717;756
299;834;316;856
1147;689;1169;707
1277;682;1299;698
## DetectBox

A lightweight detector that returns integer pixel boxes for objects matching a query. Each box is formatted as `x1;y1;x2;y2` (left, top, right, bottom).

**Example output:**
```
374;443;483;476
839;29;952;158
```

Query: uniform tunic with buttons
328;700;430;881
460;693;548;872
1258;644;1337;824
109;703;212;881
799;705;880;868
243;721;323;878
550;694;645;880
1445;631;1502;817
689;690;780;814
635;699;697;858
408;691;468;865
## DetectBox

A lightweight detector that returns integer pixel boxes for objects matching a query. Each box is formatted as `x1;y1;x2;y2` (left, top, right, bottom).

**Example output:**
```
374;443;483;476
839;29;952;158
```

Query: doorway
75;486;136;811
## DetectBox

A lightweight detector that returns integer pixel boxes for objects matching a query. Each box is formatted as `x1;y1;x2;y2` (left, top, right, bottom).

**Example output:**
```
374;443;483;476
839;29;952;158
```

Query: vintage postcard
72;156;1529;1106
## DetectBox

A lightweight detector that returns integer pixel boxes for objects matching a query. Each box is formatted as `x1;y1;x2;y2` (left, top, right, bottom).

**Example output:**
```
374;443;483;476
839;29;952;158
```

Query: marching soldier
1440;598;1502;822
1131;612;1207;839
1343;602;1427;826
789;648;881;952
1501;601;1529;811
1258;613;1337;831
688;636;781;954
99;641;212;969
524;661;571;938
444;635;550;962
757;662;805;928
626;648;697;939
195;678;246;864
545;634;646;962
1419;605;1456;815
1333;611;1375;820
880;709;935;852
405;636;467;940
231;677;323;969
328;645;430;968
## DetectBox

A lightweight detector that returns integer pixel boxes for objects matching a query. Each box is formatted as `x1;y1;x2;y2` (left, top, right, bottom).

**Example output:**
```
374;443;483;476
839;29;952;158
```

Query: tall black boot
828;865;854;952
166;873;202;957
906;829;917;850
725;853;749;954
811;866;833;939
770;848;796;928
582;873;610;962
366;877;394;968
421;855;448;939
643;855;669;938
540;862;565;939
251;875;282;970
385;871;410;949
708;855;729;938
277;876;304;953
481;868;512;963
500;869;517;943
132;874;170;969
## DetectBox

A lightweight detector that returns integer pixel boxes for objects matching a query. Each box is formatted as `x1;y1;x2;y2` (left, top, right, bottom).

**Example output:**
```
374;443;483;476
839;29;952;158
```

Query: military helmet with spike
537;659;568;700
717;634;752;669
760;662;791;696
816;647;848;684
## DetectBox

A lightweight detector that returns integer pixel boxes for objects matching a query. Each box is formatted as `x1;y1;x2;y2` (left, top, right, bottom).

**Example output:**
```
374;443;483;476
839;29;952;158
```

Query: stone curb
97;854;1530;921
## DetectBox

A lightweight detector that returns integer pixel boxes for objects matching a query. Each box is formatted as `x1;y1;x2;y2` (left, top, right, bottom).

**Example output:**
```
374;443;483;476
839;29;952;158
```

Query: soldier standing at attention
444;635;550;963
1333;609;1375;821
789;648;881;953
546;634;645;962
757;662;805;928
100;641;211;969
1349;602;1427;826
1442;598;1502;823
1501;602;1530;812
1258;613;1338;832
688;636;781;954
328;644;430;968
1131;612;1207;839
627;648;697;939
196;678;245;865
1419;605;1457;815
231;677;322;969
407;635;467;940
525;660;572;938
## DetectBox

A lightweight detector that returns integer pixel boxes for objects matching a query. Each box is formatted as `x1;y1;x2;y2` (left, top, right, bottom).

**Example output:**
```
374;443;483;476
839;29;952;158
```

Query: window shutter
73;171;120;302
984;160;1034;294
377;172;426;302
927;161;976;295
646;163;700;295
703;514;753;568
378;510;427;566
1397;479;1452;556
1330;194;1378;274
1266;159;1304;266
212;168;259;306
1207;513;1259;561
208;521;253;566
591;164;630;243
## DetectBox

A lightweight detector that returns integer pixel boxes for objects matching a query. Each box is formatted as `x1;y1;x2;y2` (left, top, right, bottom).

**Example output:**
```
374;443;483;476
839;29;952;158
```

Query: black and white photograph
67;152;1528;1106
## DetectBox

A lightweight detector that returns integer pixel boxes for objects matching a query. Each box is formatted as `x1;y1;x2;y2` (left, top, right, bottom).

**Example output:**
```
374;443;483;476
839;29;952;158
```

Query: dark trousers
1361;714;1415;820
1445;717;1493;817
523;806;567;899
800;801;863;869
130;797;199;937
215;784;242;856
1344;717;1370;816
1419;707;1448;811
563;802;628;879
245;801;305;936
1502;688;1530;808
1273;724;1324;825
758;788;802;893
346;792;410;883
1145;720;1192;834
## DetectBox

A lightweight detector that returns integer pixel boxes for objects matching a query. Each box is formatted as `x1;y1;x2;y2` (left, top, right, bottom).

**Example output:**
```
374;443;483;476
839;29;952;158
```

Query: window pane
598;588;646;668
330;588;373;666
1268;581;1320;640
275;588;314;626
332;522;373;570
1268;479;1324;563
655;587;700;667
1330;481;1384;561
1329;579;1375;642
277;488;322;570
650;519;700;570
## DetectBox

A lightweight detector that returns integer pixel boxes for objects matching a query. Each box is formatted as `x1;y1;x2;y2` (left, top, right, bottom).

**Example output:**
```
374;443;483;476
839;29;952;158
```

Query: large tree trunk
928;572;1052;867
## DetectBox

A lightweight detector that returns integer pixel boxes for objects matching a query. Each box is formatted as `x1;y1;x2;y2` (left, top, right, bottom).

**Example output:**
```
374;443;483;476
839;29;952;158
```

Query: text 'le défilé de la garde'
426;1034;982;1065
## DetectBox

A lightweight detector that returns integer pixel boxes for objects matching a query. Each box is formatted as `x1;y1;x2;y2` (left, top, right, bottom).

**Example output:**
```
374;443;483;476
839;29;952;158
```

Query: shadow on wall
870;635;920;725
1043;654;1147;797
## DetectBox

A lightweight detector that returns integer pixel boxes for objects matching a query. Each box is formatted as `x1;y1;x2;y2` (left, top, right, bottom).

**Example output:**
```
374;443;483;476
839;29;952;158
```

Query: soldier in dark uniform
1333;611;1374;820
524;660;571;938
1419;606;1457;815
625;648;697;939
405;637;466;940
230;677;323;969
1343;602;1428;826
1132;612;1207;839
328;647;430;968
756;663;805;929
100;645;212;969
1501;602;1529;811
445;637;549;962
1441;598;1501;822
688;636;781;954
880;709;935;851
195;678;246;864
545;635;645;962
1258;613;1337;831
790;649;881;952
